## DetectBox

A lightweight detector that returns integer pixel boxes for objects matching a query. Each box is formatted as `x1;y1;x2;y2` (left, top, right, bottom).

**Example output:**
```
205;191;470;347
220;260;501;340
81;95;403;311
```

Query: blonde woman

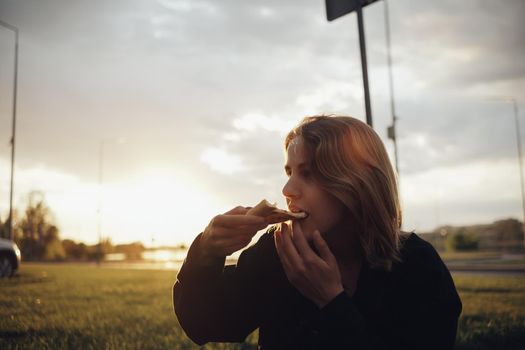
173;116;462;349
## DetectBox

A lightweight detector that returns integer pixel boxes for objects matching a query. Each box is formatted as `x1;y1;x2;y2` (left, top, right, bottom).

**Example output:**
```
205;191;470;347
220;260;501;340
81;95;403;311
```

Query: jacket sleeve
173;232;266;345
298;244;462;350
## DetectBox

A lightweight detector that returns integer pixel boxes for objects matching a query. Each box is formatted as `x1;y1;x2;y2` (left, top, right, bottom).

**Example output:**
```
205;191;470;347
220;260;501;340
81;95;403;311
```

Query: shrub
446;230;479;251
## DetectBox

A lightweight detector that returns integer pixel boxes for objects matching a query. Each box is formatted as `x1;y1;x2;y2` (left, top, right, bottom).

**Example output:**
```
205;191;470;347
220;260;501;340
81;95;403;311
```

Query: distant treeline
0;191;146;262
3;192;523;259
420;218;524;252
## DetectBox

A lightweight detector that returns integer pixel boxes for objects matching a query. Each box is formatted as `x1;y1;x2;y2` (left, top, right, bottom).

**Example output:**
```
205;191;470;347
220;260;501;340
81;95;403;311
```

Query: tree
15;191;64;261
63;239;89;260
115;242;144;260
89;238;114;261
0;211;18;240
445;228;479;251
0;216;4;239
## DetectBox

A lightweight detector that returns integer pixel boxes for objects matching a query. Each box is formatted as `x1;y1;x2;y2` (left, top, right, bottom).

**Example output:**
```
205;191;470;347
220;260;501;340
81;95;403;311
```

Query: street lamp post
0;20;19;242
490;97;525;248
97;138;126;265
509;98;525;248
325;0;380;128
383;0;400;177
96;141;105;265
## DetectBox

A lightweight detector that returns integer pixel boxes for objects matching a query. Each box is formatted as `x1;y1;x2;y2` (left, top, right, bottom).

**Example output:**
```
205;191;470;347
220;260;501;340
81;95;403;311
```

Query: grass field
438;251;504;262
438;250;525;265
1;264;524;349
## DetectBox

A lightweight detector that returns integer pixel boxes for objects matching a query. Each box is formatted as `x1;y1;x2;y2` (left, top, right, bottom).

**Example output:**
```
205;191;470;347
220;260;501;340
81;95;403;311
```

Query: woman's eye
301;170;311;178
284;169;311;179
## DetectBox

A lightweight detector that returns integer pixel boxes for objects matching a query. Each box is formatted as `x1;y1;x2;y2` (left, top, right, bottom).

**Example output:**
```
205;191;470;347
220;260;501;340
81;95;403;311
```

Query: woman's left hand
274;221;344;309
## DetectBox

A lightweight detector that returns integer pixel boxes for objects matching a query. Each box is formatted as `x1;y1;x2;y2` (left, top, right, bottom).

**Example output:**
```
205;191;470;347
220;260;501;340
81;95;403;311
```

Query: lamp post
489;97;525;247
383;0;400;177
0;20;19;242
508;98;525;248
97;137;126;265
325;0;380;127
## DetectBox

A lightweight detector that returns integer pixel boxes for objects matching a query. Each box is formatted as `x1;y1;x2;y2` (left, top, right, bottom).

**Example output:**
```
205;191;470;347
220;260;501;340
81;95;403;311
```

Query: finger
210;233;252;253
224;206;250;215
238;226;264;236
223;221;267;234
212;224;262;243
214;214;265;228
274;225;291;269
280;222;303;268
291;221;319;261
274;225;284;259
274;226;282;255
313;230;336;264
213;234;248;246
227;226;264;239
223;237;253;252
207;223;266;249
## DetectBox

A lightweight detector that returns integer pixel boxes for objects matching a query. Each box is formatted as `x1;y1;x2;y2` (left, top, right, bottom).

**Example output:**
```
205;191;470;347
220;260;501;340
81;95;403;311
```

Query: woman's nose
282;178;300;199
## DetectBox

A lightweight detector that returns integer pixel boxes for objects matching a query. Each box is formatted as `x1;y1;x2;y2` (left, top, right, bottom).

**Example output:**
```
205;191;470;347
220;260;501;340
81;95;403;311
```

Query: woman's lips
288;205;303;212
288;206;309;218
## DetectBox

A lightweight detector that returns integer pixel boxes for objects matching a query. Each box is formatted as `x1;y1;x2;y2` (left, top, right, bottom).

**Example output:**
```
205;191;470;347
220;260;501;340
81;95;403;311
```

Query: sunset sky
0;0;524;246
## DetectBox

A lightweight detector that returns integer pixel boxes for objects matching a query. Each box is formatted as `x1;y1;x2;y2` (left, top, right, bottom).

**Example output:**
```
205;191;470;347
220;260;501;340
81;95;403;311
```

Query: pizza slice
246;199;308;225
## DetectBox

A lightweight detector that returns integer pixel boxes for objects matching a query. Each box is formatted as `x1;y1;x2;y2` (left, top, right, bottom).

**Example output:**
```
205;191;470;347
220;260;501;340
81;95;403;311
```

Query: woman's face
282;136;346;241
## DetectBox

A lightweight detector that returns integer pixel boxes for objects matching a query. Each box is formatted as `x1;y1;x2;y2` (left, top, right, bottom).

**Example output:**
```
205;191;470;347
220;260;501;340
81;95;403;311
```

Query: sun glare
200;148;243;175
100;168;222;246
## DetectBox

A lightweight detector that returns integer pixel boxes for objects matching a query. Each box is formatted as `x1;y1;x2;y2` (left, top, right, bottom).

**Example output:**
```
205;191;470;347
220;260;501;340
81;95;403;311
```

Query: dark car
0;238;21;277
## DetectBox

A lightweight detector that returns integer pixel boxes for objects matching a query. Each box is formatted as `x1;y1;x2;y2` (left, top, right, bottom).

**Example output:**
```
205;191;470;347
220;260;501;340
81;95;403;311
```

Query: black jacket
173;229;462;349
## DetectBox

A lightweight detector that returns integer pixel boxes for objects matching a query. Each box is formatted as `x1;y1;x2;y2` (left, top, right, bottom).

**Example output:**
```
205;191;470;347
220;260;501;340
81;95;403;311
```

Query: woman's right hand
200;206;268;259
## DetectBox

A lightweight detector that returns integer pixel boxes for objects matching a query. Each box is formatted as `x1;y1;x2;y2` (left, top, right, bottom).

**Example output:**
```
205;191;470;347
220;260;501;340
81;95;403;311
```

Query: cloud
402;158;523;231
200;147;244;175
0;0;524;244
381;0;525;91
0;158;99;240
231;112;294;134
392;95;525;175
157;0;218;15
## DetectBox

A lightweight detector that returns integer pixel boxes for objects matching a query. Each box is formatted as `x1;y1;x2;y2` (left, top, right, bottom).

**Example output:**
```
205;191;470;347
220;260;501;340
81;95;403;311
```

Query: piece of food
247;199;308;224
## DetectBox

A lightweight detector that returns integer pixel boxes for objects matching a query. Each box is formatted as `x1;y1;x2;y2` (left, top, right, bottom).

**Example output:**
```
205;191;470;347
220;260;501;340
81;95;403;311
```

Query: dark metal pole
95;137;124;265
0;20;19;242
487;97;525;248
356;3;373;127
383;0;399;176
510;98;525;248
97;141;104;266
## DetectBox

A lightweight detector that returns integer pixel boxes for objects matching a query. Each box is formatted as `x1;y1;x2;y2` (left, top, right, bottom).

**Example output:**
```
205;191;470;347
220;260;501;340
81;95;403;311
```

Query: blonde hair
285;115;402;271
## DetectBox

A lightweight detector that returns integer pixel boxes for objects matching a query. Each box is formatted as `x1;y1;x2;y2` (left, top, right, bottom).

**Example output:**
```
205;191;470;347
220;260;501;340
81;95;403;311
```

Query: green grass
0;264;258;350
453;274;525;349
438;251;505;262
1;264;524;349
